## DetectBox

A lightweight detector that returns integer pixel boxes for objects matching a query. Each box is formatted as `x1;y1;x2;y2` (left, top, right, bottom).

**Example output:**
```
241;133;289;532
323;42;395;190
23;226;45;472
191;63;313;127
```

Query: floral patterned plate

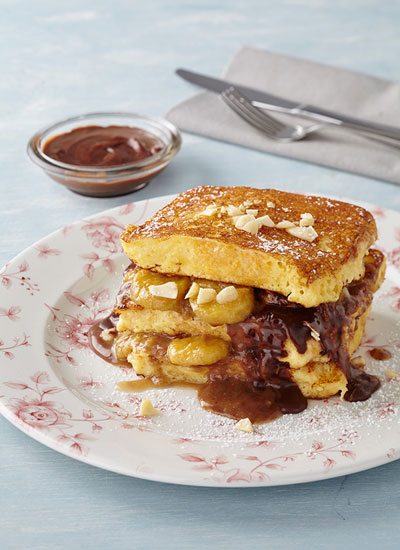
1;194;400;487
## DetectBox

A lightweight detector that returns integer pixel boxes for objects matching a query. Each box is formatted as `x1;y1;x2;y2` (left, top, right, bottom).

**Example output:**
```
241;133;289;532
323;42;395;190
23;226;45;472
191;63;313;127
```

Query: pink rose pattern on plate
0;197;400;485
45;289;111;363
78;201;148;279
177;431;358;483
0;333;30;361
0;260;39;295
5;371;105;455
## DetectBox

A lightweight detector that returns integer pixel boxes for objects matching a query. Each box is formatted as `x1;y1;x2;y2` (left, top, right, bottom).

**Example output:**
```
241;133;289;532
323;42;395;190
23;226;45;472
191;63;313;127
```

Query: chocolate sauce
223;314;308;416
222;251;383;406
43;125;164;167
89;251;384;422
198;375;282;423
369;347;392;361
87;315;128;367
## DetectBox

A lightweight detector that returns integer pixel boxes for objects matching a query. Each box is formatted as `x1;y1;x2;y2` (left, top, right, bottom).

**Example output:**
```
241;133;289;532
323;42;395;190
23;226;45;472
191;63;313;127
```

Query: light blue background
1;1;400;548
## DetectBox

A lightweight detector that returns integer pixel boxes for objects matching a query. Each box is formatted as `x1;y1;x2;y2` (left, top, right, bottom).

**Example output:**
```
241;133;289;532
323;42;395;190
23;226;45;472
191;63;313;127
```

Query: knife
176;68;400;142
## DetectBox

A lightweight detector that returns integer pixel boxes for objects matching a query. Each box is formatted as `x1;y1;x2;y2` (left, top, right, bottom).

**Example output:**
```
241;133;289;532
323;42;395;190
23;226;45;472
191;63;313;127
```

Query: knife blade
176;68;400;142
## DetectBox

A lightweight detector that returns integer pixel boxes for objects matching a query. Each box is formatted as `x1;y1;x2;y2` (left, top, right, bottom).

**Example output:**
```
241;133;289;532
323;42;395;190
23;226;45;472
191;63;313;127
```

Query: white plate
1;194;400;487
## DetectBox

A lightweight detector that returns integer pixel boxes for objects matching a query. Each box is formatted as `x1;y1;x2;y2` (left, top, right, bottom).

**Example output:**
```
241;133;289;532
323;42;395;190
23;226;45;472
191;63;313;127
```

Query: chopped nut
300;212;315;227
286;225;318;242
199;205;218;216
341;287;351;300
253;199;262;205
267;201;275;208
149;281;178;299
235;214;255;229
242;219;262;234
386;370;400;379
227;205;242;216
246;209;258;216
300;219;314;227
220;206;227;214
352;355;366;368
276;220;296;229
185;282;200;299
201;208;218;216
304;322;320;341
139;398;160;416
216;285;239;304
100;328;116;342
256;214;275;227
235;418;254;433
243;200;253;208
197;287;217;304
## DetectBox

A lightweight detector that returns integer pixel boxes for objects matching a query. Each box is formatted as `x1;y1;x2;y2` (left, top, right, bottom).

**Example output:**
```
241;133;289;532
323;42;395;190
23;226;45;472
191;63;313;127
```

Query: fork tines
221;86;287;135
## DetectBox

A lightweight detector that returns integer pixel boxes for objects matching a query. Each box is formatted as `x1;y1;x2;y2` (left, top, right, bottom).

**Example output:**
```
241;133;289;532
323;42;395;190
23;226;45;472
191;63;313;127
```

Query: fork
221;86;323;142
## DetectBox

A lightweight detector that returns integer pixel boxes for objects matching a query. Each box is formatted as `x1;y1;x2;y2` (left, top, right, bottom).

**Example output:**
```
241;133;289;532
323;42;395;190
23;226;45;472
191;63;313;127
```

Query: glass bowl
27;112;182;197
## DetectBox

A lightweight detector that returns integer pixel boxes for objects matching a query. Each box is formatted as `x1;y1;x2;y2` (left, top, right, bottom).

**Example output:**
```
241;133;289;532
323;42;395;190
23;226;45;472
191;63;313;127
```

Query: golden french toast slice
121;186;377;307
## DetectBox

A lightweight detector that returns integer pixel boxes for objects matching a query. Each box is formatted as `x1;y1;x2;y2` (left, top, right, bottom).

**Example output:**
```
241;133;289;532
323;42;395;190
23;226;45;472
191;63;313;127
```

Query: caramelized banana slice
114;332;160;361
130;268;190;311
189;280;254;325
167;335;229;366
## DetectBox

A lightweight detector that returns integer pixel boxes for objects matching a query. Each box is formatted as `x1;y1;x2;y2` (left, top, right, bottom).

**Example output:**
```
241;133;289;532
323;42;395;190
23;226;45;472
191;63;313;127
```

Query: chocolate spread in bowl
43;125;164;167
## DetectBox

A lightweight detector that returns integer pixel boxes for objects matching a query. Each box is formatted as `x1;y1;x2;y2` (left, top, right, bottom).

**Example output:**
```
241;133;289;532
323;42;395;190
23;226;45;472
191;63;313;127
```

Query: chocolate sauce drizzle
90;251;383;423
88;314;127;366
200;251;383;420
221;252;382;410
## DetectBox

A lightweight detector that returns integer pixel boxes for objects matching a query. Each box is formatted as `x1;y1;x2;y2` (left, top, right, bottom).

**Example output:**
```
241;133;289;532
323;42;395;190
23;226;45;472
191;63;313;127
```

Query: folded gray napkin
167;47;400;184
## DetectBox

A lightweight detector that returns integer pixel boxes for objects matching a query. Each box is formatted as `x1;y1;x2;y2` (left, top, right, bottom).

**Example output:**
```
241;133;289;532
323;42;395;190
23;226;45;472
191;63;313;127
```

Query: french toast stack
103;186;385;421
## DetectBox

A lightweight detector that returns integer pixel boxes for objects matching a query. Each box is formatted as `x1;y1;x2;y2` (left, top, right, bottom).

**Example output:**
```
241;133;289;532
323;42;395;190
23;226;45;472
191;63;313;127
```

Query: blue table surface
1;1;400;549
